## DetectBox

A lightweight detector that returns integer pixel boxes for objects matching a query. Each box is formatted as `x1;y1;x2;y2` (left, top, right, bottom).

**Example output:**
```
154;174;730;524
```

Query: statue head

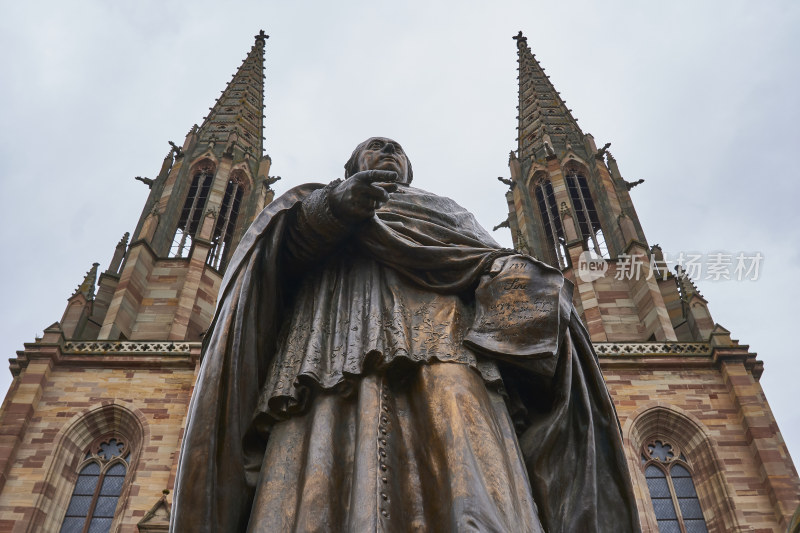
344;137;413;185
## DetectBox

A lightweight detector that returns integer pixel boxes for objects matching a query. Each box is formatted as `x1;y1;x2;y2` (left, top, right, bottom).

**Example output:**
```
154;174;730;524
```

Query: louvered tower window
534;178;568;268
60;436;131;533
565;170;609;258
207;175;245;270
642;439;708;533
170;165;215;258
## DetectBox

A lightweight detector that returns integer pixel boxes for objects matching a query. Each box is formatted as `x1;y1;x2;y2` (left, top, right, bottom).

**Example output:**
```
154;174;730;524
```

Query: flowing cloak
170;184;640;533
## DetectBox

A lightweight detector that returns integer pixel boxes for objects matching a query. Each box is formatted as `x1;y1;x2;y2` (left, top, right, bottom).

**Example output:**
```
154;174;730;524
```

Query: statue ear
344;150;362;179
344;160;356;178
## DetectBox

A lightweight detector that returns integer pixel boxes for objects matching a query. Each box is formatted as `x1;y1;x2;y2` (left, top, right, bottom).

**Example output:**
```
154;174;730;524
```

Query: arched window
60;436;132;533
207;173;246;270
170;164;215;258
565;170;609;258
534;178;568;268
641;438;708;533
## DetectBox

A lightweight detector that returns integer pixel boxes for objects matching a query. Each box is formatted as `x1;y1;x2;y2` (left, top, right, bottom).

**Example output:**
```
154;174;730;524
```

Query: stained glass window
60;437;130;533
642;439;708;533
648;440;675;462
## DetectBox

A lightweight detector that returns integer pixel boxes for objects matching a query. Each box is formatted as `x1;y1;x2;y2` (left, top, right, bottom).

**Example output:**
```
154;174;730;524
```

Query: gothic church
0;31;797;532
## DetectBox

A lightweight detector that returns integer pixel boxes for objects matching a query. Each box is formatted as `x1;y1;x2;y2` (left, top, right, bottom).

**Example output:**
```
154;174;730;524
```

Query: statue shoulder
273;183;326;204
398;185;464;210
220;182;323;294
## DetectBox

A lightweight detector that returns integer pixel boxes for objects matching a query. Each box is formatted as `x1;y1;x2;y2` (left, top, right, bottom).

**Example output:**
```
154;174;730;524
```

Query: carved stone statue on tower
171;137;640;532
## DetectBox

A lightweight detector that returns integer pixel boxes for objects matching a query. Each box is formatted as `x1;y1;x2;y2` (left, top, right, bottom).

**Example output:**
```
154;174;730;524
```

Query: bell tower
0;31;281;532
501;32;800;531
96;30;276;342
505;31;697;344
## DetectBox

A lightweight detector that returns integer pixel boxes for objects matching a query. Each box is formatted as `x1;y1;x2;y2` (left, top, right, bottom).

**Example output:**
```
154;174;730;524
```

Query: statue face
356;137;410;184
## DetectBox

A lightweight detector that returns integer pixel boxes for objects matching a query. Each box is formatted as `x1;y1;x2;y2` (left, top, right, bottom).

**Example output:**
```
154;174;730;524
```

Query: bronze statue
171;137;640;532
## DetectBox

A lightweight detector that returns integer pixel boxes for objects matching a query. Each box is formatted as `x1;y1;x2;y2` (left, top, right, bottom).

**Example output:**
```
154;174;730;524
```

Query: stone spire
72;262;99;300
108;232;130;274
513;31;584;163
196;30;268;157
675;265;706;303
97;32;274;342
674;265;715;340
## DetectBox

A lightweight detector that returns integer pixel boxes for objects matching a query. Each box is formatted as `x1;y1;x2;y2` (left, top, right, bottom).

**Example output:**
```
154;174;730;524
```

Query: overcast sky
1;1;798;465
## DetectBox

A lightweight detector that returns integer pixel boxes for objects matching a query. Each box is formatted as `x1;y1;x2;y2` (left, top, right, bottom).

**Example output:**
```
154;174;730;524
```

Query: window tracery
60;436;131;533
170;164;215;258
533;177;568;268
207;172;246;270
641;438;708;533
565;169;609;258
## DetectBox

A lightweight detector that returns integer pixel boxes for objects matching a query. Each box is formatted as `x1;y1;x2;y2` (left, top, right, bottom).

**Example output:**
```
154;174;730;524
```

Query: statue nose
382;143;395;154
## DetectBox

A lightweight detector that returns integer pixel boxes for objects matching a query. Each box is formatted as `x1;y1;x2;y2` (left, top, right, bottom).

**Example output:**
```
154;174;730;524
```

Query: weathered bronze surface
171;138;641;532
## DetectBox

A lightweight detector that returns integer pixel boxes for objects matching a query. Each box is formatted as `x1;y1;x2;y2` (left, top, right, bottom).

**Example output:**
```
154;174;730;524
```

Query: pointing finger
359;170;398;183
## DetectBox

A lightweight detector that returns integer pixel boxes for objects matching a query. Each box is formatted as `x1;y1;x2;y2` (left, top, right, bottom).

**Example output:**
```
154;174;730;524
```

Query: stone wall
600;342;799;532
1;336;797;532
0;339;197;533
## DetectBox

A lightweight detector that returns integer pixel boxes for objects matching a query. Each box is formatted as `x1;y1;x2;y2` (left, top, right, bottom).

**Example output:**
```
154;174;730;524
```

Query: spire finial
73;263;100;300
513;30;584;161
108;233;130;273
675;266;704;300
195;30;268;159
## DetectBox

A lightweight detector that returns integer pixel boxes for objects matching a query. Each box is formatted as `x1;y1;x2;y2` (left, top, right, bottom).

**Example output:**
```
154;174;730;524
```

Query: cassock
170;182;640;533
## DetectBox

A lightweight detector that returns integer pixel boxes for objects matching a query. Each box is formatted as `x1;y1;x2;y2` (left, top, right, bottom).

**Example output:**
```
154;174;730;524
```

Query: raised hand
328;170;399;223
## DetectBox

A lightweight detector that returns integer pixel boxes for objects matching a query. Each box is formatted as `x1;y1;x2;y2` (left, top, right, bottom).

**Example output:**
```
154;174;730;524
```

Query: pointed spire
73;263;100;300
196;30;268;157
116;232;130;247
513;31;583;162
675;265;706;302
108;232;130;274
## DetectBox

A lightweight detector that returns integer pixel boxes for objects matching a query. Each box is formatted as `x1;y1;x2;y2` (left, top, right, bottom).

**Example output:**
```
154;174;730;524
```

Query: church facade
0;31;796;532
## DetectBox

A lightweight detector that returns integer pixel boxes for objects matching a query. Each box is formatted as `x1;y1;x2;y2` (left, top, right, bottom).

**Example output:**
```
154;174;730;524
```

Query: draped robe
170;183;640;532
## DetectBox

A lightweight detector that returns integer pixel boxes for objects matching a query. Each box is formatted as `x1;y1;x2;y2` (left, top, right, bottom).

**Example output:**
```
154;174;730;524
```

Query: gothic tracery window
170;164;215;258
60;436;131;533
207;173;245;270
565;169;609;258
534;178;568;268
642;439;708;533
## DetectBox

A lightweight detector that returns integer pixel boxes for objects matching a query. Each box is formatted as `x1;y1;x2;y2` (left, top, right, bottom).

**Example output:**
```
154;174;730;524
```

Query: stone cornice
594;342;710;356
10;340;202;375
596;341;763;380
62;341;199;355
